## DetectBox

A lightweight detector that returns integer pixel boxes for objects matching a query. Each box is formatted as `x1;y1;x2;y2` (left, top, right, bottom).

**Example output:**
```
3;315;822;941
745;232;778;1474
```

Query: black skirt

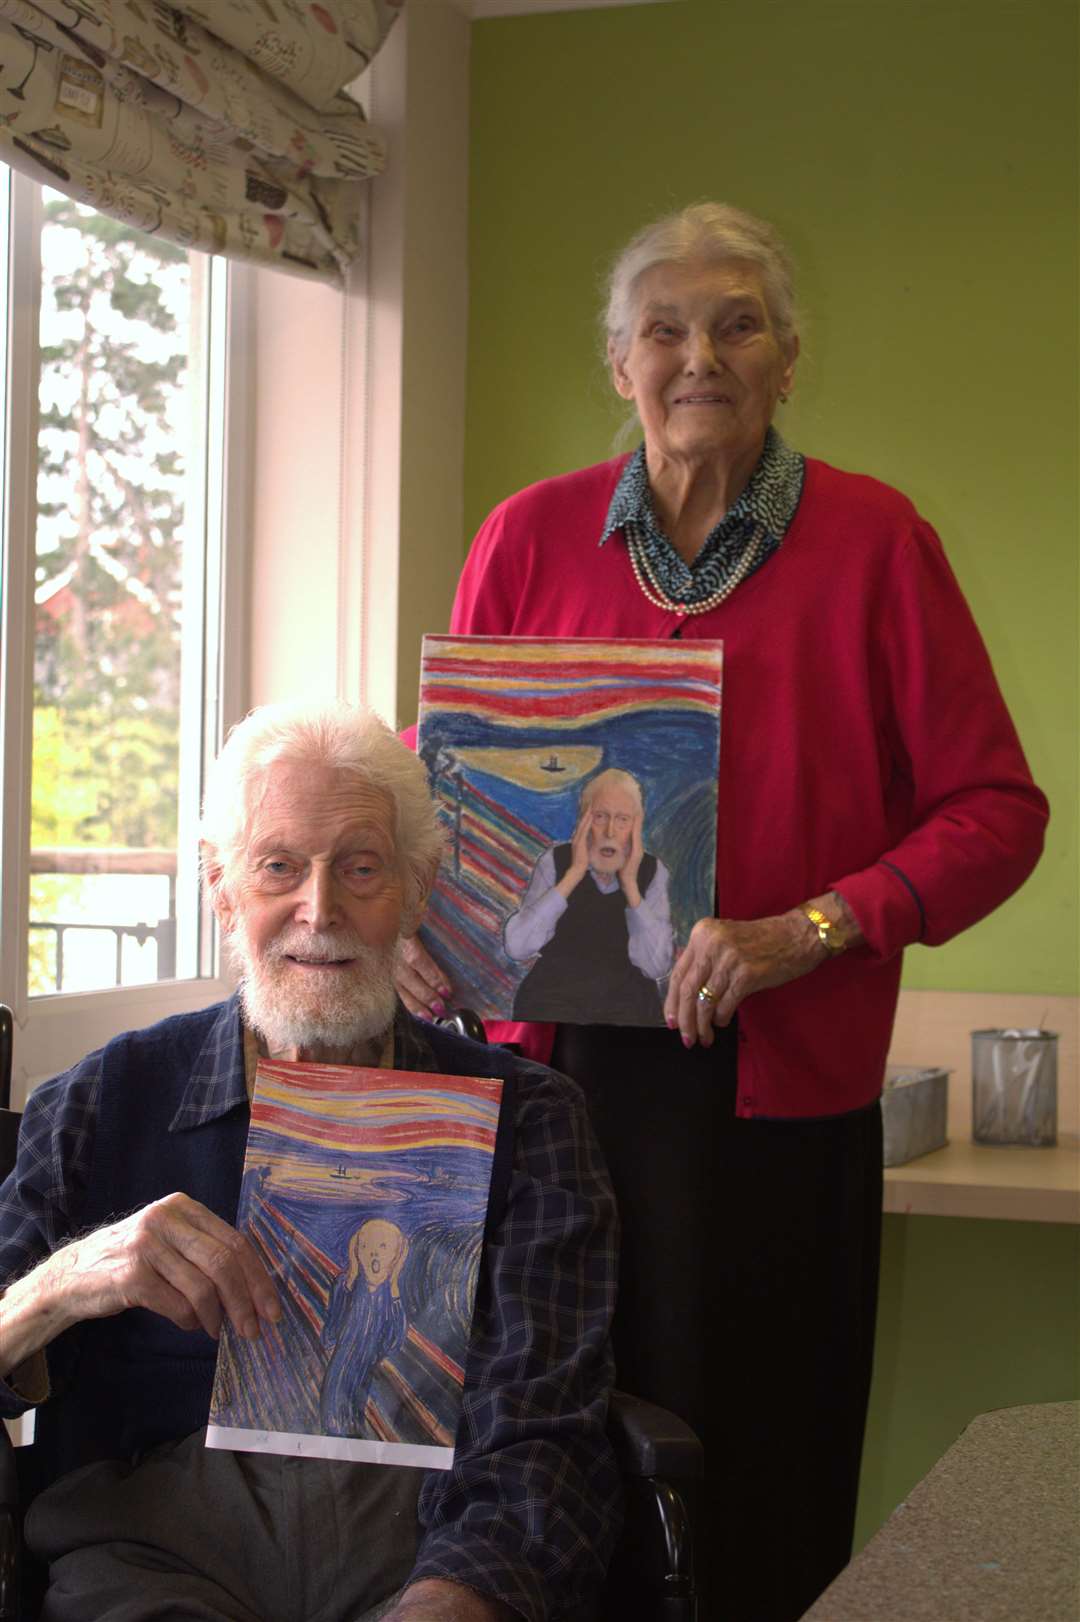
551;1020;883;1622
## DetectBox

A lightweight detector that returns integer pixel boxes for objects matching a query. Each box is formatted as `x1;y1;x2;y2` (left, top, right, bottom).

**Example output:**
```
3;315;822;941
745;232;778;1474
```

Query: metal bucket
882;1065;949;1166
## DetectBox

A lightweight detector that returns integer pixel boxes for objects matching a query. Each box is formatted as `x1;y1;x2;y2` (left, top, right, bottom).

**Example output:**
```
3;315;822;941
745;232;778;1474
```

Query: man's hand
618;810;644;907
384;1578;517;1621
555;810;592;898
0;1194;281;1378
395;936;452;1020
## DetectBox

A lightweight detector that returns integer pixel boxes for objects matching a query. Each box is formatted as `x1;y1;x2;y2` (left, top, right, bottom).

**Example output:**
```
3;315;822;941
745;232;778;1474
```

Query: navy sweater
24;1004;518;1497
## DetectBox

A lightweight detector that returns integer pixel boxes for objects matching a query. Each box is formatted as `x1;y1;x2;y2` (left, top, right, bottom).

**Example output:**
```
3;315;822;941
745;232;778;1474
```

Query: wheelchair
0;1004;702;1619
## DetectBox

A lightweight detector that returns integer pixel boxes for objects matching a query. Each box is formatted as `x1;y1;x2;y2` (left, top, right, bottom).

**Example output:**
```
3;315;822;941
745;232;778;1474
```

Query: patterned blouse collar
598;425;805;607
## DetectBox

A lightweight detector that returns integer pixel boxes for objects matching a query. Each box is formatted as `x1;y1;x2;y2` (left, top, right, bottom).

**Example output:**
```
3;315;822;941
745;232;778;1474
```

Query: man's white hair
580;767;644;815
199;699;443;934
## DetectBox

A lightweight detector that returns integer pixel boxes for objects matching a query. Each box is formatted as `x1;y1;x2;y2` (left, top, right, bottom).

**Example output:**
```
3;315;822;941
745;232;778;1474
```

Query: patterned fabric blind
0;0;403;284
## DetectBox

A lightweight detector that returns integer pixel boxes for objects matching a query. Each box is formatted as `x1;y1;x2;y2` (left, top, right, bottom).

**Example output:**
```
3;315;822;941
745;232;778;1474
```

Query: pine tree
33;197;191;853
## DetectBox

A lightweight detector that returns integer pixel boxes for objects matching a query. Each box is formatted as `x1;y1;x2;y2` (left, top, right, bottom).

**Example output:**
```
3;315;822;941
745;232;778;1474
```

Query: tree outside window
31;195;194;996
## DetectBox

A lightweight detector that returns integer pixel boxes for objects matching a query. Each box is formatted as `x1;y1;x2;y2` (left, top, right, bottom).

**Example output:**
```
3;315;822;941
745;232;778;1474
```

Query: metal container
881;1064;949;1167
972;1029;1058;1146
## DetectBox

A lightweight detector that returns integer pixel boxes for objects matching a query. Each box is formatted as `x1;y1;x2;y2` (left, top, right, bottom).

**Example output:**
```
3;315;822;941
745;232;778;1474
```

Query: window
0;169;250;1098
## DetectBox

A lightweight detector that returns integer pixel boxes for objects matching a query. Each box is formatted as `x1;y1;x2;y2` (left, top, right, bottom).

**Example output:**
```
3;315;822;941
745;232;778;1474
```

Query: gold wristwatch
802;905;847;954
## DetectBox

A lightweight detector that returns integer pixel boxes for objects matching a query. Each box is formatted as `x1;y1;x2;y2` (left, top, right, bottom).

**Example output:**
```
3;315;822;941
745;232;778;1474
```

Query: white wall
247;0;471;733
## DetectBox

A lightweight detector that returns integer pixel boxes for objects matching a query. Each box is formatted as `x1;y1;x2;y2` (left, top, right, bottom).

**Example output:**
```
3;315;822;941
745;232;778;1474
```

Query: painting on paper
416;635;722;1025
207;1058;502;1470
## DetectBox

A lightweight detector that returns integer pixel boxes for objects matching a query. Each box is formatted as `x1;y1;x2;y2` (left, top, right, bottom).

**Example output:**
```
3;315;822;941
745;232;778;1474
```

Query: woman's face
610;257;797;473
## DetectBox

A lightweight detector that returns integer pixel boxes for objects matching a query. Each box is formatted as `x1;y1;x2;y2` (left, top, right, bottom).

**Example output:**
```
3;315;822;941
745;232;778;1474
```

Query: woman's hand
664;896;859;1048
395;935;452;1020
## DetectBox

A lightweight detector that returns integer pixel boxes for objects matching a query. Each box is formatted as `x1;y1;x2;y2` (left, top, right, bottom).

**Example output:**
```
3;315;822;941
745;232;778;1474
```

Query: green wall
857;1215;1080;1548
466;0;1078;998
465;0;1080;1561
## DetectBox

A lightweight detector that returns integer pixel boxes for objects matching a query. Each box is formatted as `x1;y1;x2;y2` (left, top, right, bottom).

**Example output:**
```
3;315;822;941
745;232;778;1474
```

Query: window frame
0;1;474;1102
0;171;253;1105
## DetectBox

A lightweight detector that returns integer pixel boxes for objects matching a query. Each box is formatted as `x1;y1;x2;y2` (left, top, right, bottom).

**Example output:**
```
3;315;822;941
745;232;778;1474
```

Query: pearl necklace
625;521;768;616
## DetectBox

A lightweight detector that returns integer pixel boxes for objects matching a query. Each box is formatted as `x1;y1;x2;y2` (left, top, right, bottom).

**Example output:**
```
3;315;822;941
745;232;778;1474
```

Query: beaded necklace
625;519;768;615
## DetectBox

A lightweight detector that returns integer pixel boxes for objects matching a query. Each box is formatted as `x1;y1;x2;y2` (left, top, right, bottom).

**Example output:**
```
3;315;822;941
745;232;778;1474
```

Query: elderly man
0;701;620;1622
505;767;674;1024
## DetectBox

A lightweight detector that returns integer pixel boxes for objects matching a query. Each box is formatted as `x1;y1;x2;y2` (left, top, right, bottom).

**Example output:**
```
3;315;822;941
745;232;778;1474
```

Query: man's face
586;785;638;875
216;763;406;1054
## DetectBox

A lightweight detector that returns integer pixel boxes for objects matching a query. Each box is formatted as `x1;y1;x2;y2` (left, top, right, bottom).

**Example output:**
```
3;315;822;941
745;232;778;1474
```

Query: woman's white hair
604;201;800;363
199;699;444;934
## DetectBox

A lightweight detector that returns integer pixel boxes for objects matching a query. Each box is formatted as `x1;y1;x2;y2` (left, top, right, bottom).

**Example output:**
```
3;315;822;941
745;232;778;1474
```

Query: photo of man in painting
505;768;675;1023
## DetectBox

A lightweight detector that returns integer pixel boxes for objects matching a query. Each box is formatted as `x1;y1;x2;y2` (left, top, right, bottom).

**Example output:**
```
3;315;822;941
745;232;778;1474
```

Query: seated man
506;768;674;1024
0;700;620;1622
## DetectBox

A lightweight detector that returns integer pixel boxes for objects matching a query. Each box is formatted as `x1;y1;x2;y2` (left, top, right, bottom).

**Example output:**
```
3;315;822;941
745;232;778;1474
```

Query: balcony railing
29;847;177;994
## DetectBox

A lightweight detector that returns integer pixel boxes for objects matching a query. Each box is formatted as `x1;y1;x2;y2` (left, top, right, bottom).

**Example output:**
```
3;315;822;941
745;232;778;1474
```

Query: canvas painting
206;1058;502;1470
417;634;723;1025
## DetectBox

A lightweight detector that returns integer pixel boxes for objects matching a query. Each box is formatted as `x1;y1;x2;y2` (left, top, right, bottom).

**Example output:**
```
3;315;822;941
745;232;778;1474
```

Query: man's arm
384;1578;516;1621
0;1057;280;1397
625;858;675;980
0;1054;99;1411
0;1191;281;1380
502;847;562;961
409;1062;621;1622
505;814;601;964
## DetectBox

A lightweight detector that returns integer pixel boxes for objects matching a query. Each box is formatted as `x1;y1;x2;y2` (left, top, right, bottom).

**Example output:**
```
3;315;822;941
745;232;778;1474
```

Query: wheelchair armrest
434;1009;488;1044
607;1389;703;1481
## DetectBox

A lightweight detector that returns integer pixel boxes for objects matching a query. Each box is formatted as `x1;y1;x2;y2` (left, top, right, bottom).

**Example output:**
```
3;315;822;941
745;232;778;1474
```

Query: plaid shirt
0;997;621;1620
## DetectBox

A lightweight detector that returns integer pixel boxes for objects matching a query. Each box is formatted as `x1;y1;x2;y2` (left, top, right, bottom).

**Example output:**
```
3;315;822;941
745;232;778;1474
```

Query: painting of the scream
206;1058;502;1469
417;635;723;1025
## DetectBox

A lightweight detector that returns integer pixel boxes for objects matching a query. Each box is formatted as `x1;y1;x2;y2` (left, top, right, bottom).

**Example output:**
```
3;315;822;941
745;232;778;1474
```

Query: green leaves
32;704;178;850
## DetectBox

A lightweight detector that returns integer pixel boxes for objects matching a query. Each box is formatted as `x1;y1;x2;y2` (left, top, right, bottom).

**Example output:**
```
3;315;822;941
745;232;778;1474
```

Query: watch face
806;908;844;951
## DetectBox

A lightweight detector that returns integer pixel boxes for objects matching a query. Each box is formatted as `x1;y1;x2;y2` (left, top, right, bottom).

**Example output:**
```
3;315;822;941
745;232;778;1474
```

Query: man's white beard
232;922;399;1055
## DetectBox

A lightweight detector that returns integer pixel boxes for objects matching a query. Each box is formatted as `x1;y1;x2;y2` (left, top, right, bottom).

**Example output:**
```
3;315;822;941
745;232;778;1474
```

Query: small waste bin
971;1028;1058;1147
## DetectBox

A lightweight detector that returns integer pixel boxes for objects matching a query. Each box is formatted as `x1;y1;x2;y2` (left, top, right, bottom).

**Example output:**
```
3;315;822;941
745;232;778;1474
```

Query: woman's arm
824;521;1047;959
669;512;1046;1046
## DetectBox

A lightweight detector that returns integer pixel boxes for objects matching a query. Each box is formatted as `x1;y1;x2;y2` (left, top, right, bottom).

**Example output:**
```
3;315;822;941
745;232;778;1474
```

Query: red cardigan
437;454;1048;1118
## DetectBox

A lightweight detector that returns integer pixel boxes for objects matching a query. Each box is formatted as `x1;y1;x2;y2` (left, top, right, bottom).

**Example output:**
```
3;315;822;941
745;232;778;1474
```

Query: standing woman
397;204;1048;1620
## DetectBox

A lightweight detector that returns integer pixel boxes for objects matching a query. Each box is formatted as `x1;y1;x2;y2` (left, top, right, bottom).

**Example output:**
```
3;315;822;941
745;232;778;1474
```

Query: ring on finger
697;984;717;1005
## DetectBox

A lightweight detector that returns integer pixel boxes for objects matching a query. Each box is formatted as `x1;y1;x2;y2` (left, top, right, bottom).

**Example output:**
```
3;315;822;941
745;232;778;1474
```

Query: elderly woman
397;204;1048;1621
